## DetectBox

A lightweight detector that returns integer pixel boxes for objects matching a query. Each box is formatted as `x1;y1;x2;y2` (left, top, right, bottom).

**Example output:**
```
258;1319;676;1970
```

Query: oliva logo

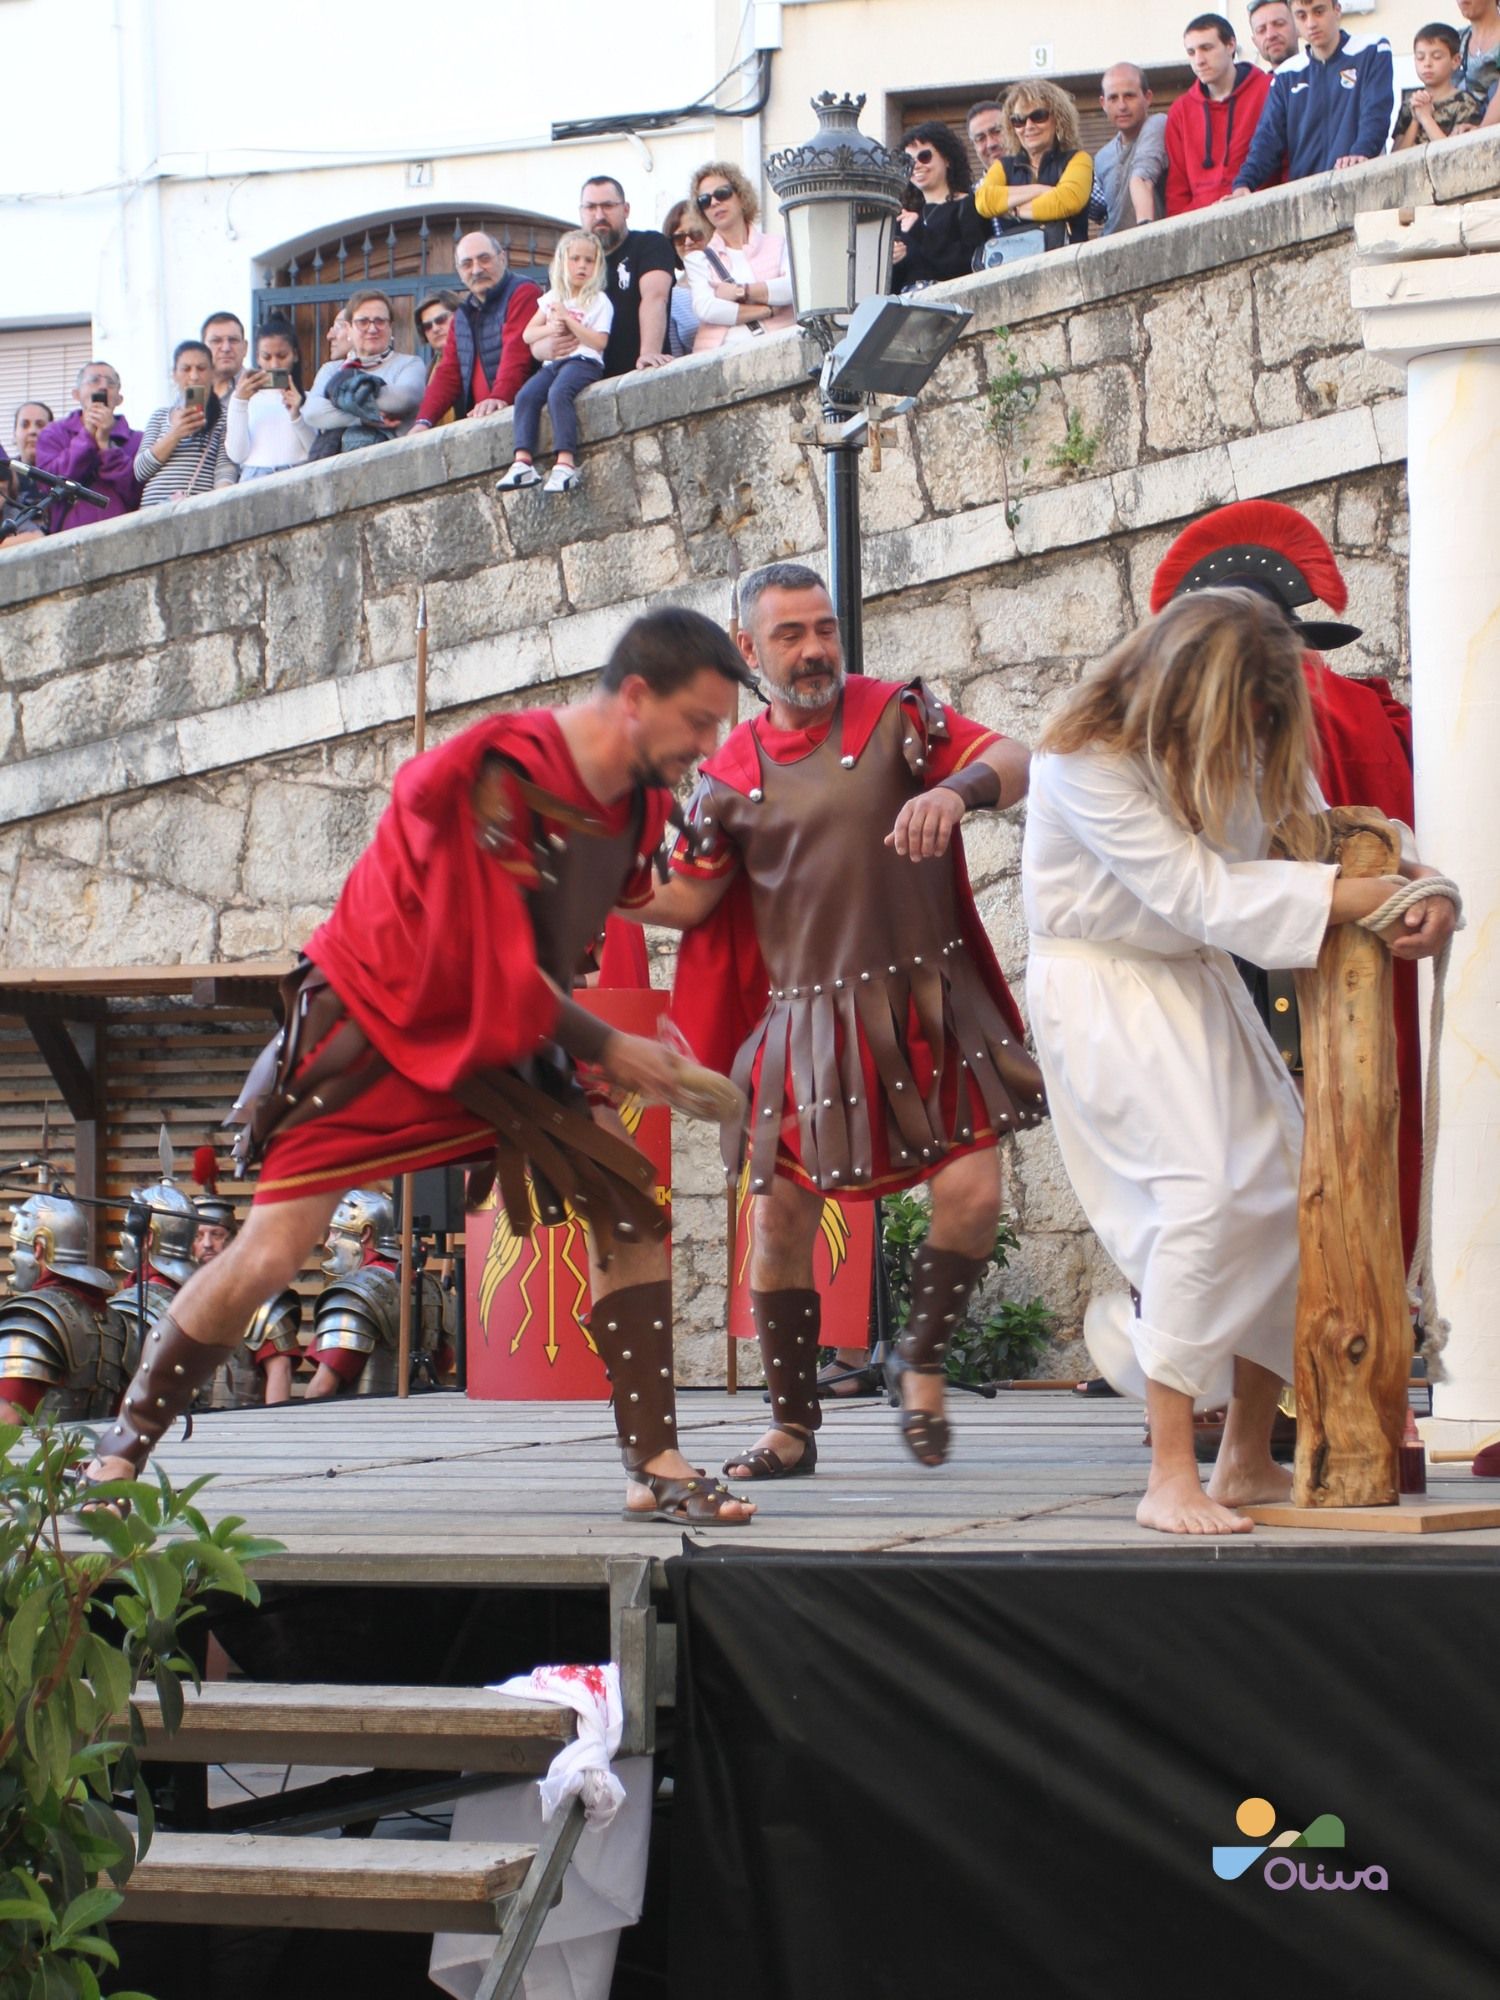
1213;1796;1389;1893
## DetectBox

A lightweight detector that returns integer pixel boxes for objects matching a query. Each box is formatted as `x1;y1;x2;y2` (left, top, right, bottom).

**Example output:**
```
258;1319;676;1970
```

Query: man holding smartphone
33;362;143;533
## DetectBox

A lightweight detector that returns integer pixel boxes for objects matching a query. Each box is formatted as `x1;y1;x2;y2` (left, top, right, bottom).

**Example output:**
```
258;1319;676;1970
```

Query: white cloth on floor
1023;749;1337;1402
495;1663;625;1827
428;1753;653;2000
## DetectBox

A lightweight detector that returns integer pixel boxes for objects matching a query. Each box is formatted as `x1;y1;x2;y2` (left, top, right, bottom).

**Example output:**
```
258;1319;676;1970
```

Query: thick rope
1357;875;1466;1381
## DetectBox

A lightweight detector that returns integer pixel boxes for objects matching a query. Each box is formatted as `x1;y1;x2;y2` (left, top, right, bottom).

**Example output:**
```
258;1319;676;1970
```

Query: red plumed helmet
1150;501;1360;647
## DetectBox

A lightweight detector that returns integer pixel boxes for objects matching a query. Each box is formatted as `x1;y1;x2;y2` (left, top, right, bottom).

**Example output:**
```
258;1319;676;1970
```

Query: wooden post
1291;807;1411;1508
396;592;430;1400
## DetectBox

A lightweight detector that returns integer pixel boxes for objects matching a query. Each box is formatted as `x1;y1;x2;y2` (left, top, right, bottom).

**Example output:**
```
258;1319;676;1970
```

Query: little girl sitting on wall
496;231;614;494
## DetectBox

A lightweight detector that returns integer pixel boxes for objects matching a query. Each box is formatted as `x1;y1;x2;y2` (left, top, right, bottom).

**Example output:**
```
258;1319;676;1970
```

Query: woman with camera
684;162;795;354
133;339;230;506
975;81;1094;254
225;317;315;481
891;121;989;289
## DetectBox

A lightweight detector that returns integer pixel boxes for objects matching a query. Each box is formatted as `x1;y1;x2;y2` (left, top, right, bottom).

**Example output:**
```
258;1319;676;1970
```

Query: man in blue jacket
1229;0;1393;191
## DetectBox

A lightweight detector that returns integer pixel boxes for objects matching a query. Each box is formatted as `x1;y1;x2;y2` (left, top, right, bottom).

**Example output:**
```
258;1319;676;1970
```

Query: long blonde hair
550;230;606;309
1040;588;1320;856
1001;79;1085;157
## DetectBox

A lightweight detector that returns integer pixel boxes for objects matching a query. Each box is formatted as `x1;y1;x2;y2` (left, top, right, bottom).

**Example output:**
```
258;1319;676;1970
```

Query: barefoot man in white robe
1022;589;1455;1534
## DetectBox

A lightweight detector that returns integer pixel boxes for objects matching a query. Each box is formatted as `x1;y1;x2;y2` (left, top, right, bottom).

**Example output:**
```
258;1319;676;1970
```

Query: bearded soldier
306;1189;443;1398
193;1195;303;1409
634;563;1045;1477
111;1177;198;1375
84;607;757;1527
0;1189;128;1422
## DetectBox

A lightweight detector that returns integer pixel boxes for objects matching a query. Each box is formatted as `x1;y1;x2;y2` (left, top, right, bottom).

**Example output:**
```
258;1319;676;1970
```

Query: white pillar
1352;204;1500;1446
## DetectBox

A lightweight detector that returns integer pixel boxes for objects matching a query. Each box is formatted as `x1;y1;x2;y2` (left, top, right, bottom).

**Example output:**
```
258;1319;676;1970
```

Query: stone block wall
3;138;1496;1381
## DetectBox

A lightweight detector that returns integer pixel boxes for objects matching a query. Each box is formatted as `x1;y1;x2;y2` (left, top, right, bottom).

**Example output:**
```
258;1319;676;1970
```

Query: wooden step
132;1682;574;1773
115;1832;535;1933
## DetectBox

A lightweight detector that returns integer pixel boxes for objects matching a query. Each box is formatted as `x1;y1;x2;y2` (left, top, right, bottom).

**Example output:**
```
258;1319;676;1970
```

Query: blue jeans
513;357;602;459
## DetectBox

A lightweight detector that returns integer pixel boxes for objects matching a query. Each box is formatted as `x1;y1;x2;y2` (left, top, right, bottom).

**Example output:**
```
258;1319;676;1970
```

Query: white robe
1021;749;1338;1403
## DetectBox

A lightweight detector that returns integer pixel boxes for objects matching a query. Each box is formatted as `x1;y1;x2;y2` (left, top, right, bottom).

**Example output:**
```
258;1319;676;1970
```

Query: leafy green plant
873;1188;1057;1383
0;1420;278;2000
983;327;1042;530
1046;409;1104;476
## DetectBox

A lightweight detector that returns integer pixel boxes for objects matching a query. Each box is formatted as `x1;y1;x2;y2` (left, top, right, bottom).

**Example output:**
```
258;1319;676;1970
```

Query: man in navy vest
413;233;541;428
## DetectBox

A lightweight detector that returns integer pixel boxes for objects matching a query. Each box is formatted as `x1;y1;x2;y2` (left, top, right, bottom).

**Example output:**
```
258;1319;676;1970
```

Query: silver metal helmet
194;1195;237;1234
114;1180;199;1287
323;1188;400;1277
9;1191;114;1294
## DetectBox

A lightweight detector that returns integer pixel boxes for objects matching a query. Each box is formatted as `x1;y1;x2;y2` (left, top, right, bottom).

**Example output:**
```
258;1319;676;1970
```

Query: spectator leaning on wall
1248;0;1300;67
34;362;143;533
1231;0;1394;193
2;401;55;540
580;176;675;374
1393;22;1485;146
134;339;231;504
413;238;539;429
974;80;1094;252
305;290;428;452
1165;13;1275;213
1093;64;1170;231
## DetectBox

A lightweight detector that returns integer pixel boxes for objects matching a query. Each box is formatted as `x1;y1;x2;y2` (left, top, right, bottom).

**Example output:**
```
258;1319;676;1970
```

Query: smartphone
89;390;109;405
265;370;290;389
184;384;209;409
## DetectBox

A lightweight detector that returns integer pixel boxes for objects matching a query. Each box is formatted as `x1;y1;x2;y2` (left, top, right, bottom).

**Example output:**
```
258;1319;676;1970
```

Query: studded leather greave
751;1288;822;1435
590;1281;678;1473
898;1246;987;1370
95;1312;227;1469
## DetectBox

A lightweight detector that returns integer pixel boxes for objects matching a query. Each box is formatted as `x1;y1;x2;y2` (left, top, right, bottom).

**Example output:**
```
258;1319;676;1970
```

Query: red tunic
671;677;1041;1200
253;711;668;1205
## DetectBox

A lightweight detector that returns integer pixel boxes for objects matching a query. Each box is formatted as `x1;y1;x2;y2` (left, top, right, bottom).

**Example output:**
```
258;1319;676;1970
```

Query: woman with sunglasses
685;161;795;354
662;199;710;357
892;121;989;289
975;81;1093;253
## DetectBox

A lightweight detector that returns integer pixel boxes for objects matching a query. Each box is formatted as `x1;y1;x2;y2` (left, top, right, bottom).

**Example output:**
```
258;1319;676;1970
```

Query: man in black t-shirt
580;176;675;376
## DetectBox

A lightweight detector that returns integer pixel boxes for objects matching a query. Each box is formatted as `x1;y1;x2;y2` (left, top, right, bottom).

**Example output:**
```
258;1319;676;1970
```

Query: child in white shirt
496;232;614;494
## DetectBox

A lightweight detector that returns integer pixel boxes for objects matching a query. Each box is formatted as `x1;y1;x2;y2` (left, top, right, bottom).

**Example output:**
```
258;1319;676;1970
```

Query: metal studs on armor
841;755;855;769
622;1350;632;1360
652;1320;664;1332
173;1364;185;1377
749;788;763;802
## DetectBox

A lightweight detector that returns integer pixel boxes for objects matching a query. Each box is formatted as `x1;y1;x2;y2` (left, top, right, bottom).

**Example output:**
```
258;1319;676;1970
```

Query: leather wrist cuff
589;1280;677;1470
553;996;613;1065
94;1312;225;1469
938;762;1003;812
751;1288;822;1434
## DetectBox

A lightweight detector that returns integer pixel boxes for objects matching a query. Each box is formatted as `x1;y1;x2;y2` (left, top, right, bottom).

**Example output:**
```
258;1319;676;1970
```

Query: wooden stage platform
148;1388;1500;1585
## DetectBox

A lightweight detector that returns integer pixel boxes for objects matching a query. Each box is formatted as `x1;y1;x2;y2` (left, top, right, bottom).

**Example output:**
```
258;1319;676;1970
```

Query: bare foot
626;1447;756;1522
722;1427;808;1478
1207;1458;1294;1509
1137;1469;1254;1535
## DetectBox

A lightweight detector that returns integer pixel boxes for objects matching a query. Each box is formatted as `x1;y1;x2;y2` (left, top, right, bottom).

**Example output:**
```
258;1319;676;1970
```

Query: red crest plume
1149;501;1349;615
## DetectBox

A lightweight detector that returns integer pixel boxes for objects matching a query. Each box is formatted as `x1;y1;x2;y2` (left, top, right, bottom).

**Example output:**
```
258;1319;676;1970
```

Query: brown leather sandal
887;1348;951;1468
722;1427;818;1480
625;1471;752;1525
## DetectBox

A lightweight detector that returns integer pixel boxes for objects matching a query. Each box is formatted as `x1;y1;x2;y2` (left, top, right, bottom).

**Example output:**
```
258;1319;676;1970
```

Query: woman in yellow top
974;80;1093;254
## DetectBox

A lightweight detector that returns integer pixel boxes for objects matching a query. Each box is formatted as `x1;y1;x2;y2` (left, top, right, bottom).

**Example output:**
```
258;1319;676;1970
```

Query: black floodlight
824;295;973;402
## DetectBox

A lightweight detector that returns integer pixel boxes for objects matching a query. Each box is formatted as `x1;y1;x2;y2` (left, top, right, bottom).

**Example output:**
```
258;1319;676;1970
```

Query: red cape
308;711;669;1094
670;677;1026;1075
1305;657;1421;1264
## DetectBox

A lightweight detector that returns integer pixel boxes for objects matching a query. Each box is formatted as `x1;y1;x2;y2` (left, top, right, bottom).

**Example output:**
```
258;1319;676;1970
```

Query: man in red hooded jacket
85;608;757;1528
1165;14;1278;212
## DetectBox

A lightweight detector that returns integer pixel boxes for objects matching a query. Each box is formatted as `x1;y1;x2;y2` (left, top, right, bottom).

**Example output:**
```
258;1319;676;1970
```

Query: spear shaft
397;590;430;1399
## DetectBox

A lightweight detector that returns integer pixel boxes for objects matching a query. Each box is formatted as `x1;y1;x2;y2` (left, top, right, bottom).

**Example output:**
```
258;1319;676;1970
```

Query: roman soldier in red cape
629;563;1045;1478
1150;501;1422;1265
84;608;758;1529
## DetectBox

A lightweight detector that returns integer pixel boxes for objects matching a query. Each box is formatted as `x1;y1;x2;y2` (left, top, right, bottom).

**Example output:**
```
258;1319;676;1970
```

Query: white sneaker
543;464;580;493
496;462;540;490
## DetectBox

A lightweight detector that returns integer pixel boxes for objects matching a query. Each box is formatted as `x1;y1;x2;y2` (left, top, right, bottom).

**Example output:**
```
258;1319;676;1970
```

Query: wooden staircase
113;1558;658;2000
